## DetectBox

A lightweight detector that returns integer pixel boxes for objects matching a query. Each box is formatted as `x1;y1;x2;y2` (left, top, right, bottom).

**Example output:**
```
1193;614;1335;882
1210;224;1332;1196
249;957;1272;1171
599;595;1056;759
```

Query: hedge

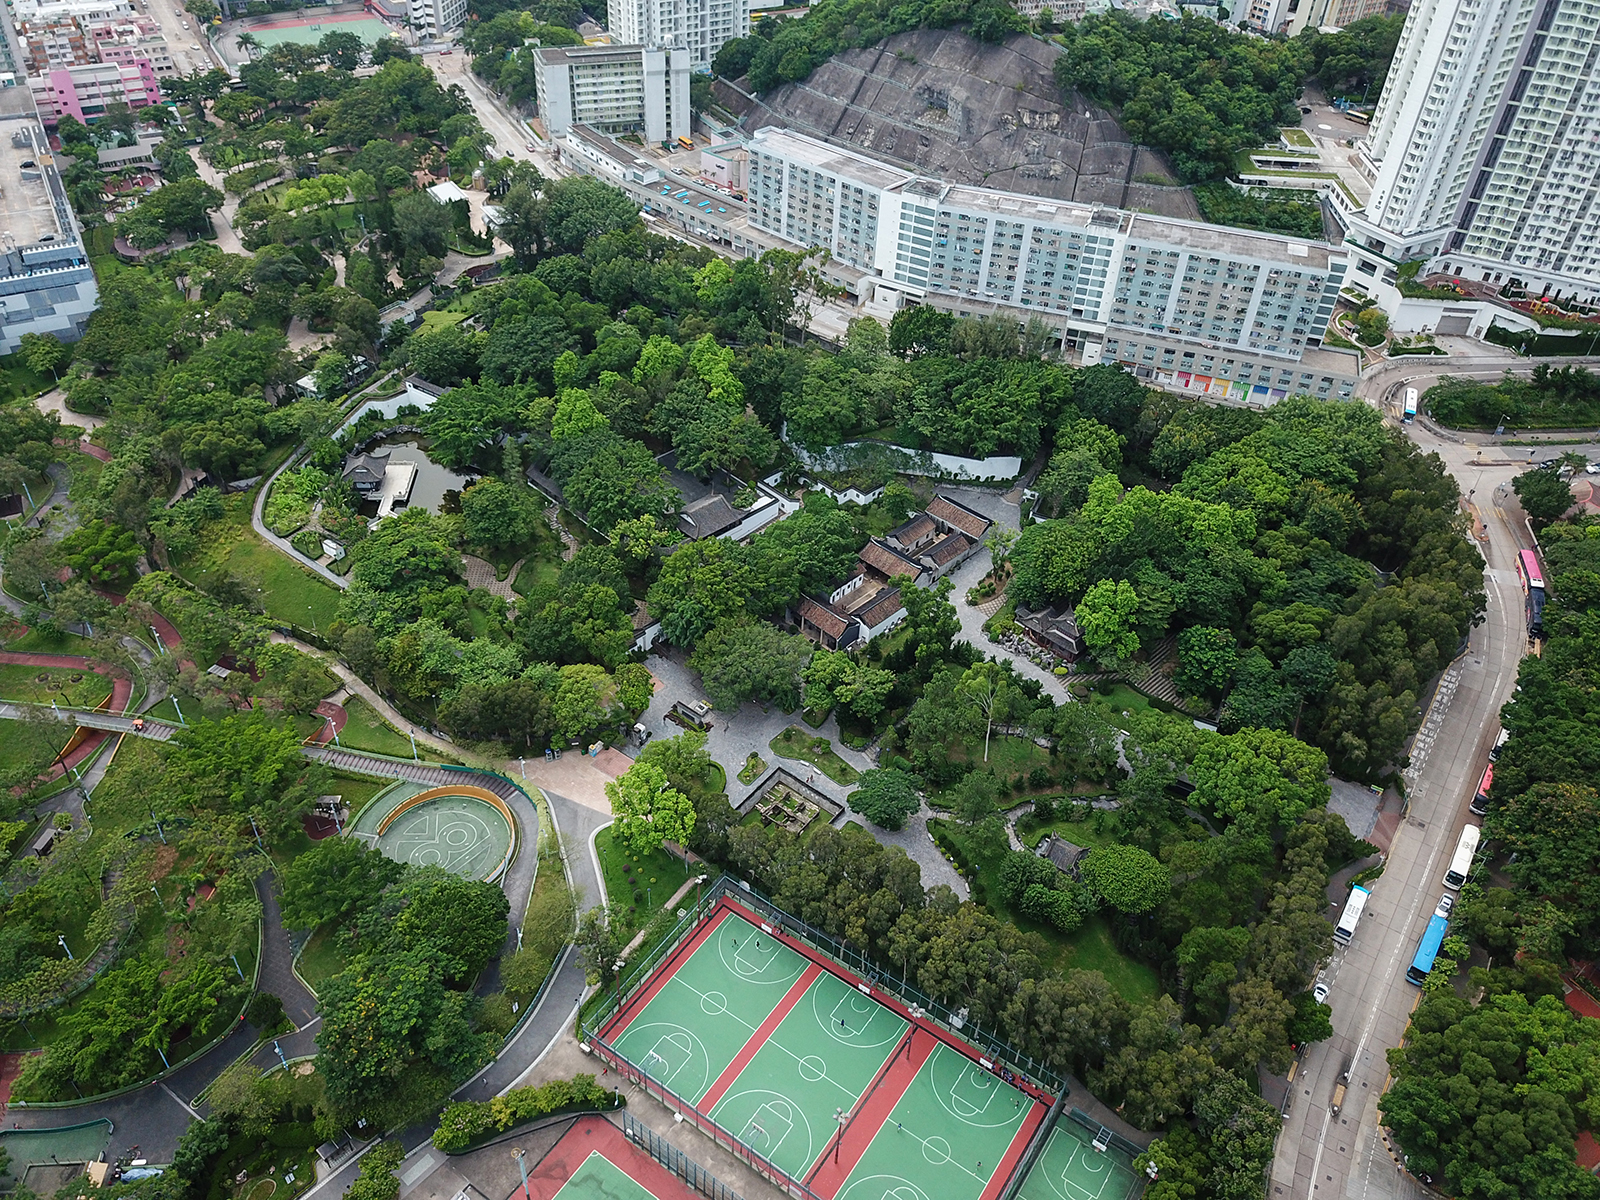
432;1074;619;1152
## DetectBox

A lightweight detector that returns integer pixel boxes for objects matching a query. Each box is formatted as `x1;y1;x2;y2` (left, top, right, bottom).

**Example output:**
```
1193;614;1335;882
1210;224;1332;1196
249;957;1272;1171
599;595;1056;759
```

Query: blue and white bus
1406;894;1454;985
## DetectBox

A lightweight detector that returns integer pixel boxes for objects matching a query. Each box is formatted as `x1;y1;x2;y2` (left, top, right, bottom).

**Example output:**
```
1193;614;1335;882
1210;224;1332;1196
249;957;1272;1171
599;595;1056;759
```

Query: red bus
1470;763;1492;816
1517;549;1545;594
1518;549;1547;637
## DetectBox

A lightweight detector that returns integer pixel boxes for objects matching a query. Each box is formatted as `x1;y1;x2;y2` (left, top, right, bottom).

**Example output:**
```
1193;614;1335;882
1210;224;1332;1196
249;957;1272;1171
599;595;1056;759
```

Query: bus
1443;823;1481;889
1333;884;1370;946
1518;549;1547;637
1403;387;1418;422
1407;894;1454;985
677;135;694;151
1470;763;1493;816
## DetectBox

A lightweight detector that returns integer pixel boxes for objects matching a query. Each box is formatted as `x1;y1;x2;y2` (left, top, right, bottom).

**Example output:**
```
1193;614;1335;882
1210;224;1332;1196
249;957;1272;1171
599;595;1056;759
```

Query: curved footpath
0;733;548;1165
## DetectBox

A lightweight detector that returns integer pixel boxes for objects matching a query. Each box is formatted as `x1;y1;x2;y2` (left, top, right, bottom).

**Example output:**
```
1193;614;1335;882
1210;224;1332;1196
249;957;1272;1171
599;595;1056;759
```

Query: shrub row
432;1074;618;1152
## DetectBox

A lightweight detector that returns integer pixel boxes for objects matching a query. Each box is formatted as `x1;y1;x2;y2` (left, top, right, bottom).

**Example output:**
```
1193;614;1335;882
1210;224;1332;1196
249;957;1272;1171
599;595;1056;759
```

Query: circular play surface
371;787;515;882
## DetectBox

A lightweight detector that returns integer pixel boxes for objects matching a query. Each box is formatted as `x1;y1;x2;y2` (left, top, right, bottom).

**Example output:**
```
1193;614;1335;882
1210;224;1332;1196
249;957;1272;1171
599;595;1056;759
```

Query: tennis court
1014;1118;1140;1200
599;903;1048;1200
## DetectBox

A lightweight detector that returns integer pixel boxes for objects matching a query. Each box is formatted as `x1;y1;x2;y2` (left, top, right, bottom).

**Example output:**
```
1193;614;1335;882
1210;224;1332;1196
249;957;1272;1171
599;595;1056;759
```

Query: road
421;49;564;178
1268;355;1600;1200
136;0;223;78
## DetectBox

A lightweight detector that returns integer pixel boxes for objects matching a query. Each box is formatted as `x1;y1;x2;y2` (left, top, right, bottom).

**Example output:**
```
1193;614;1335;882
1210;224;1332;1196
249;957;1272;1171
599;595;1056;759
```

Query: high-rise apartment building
607;0;747;71
746;128;1356;401
534;44;689;142
1344;0;1600;302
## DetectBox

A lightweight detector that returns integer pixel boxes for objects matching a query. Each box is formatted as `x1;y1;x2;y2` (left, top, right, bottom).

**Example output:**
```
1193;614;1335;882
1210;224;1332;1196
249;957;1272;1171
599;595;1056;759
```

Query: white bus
1443;824;1481;890
1402;388;1419;422
1333;884;1370;946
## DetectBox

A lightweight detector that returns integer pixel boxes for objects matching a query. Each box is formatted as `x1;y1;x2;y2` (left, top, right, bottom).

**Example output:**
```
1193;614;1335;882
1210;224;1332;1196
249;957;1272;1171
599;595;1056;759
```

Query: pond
360;436;475;520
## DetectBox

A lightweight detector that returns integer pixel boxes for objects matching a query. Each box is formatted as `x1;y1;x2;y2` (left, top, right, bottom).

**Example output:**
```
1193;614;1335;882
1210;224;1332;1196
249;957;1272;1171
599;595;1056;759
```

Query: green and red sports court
581;897;1139;1200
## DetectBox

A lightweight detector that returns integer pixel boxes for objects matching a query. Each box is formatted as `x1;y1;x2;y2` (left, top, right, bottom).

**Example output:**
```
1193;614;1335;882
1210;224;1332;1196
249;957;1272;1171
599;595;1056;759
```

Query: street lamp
834;1107;848;1162
57;933;73;961
511;1149;532;1200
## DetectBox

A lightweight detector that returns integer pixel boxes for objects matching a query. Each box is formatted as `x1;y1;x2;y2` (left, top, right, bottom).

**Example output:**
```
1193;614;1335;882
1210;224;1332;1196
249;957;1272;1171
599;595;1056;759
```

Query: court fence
619;1111;748;1200
1000;1077;1070;1200
1066;1109;1145;1163
589;1026;827;1200
584;876;1066;1102
581;876;1072;1200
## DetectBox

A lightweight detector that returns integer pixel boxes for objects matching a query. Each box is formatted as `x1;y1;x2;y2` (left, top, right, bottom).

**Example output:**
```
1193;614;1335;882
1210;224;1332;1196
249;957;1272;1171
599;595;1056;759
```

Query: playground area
244;12;394;47
350;783;515;882
595;904;1048;1200
216;8;400;67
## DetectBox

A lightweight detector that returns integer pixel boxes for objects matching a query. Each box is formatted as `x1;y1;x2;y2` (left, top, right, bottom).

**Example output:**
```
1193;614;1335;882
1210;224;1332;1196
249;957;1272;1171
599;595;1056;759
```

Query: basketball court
1014;1117;1140;1200
598;904;1049;1200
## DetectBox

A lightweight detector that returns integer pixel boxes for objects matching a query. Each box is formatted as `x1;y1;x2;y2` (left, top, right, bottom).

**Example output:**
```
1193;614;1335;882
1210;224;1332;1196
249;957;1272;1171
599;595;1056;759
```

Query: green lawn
950;734;1052;779
0;663;119;707
295;926;348;996
1066;916;1160;1005
511;551;562;596
931;818;1161;1007
1084;684;1160;731
769;727;860;785
1;627;92;655
0;352;63;401
595;825;696;934
326;771;391;816
737;752;767;785
171;496;342;636
417;310;468;334
336;695;414;757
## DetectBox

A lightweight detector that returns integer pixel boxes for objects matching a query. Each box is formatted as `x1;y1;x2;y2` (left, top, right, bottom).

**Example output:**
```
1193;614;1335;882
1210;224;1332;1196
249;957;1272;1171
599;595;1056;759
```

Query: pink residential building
30;59;159;125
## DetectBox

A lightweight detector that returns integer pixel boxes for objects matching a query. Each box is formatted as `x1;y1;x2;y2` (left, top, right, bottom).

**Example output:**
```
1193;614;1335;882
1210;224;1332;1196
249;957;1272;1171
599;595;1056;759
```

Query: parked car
1313;982;1330;1005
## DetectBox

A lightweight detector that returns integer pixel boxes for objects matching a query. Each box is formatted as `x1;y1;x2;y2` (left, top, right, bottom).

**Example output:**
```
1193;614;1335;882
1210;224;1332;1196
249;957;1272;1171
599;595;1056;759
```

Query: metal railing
1000;1078;1070;1200
592;1030;825;1200
586;877;1063;1096
583;877;1073;1200
620;1111;747;1200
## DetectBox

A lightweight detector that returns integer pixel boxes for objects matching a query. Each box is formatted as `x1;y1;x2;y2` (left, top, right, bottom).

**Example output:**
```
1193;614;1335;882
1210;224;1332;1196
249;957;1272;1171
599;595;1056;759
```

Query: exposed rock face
714;29;1200;220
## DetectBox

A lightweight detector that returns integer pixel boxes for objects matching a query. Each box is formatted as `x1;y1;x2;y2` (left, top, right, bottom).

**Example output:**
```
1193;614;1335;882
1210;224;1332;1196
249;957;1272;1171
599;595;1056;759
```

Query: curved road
0;728;550;1165
1268;354;1574;1200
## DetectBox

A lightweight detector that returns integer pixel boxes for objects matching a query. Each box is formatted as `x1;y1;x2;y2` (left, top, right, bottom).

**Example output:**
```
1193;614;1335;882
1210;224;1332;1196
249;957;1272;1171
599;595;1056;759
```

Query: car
190;43;201;50
1586;461;1600;474
1437;892;1455;916
1313;982;1330;1005
526;143;536;152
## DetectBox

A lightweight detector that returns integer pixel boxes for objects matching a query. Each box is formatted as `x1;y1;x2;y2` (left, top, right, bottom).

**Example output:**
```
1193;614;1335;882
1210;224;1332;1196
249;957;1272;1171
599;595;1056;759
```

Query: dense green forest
1380;515;1600;1199
1009;393;1485;779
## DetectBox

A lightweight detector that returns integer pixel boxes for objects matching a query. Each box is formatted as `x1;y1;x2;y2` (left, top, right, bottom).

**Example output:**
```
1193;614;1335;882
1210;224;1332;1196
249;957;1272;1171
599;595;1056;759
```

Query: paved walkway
35;388;105;432
621;652;966;895
462;554;521;602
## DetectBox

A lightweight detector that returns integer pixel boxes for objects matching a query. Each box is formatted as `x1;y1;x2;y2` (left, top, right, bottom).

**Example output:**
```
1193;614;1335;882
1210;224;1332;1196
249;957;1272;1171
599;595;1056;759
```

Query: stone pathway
544;503;579;561
626;651;967;896
462;553;522;601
